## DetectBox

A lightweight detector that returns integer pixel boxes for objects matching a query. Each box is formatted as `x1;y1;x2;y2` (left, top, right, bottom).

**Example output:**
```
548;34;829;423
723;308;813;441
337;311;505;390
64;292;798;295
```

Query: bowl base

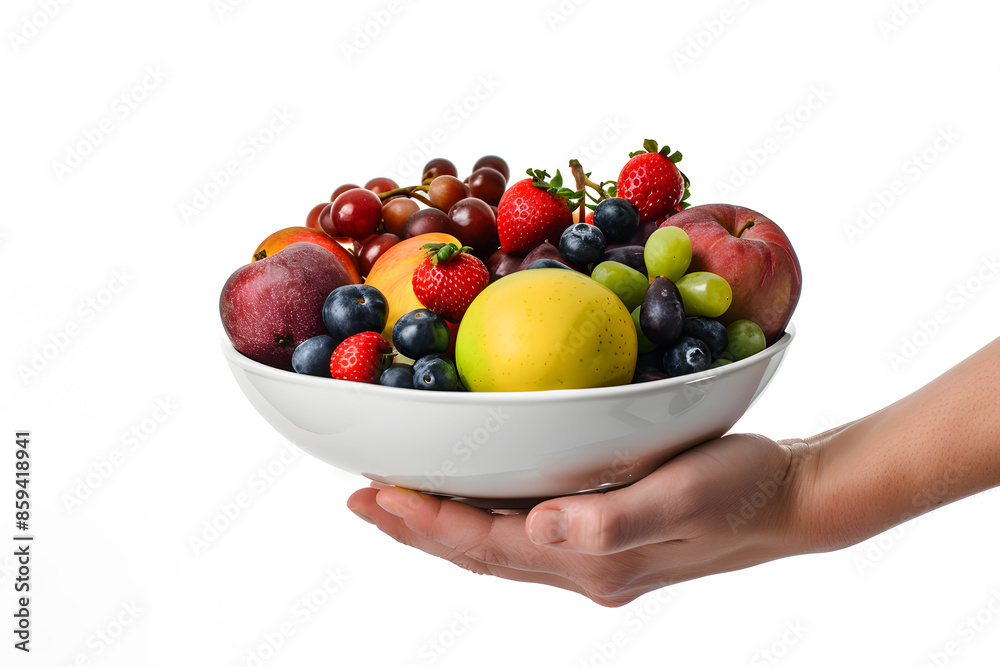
421;481;634;513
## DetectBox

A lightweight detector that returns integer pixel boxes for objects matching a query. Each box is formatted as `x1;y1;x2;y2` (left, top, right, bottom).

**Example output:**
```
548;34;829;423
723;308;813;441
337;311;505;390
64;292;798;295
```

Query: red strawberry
616;139;691;221
496;169;581;254
329;332;394;383
412;243;489;323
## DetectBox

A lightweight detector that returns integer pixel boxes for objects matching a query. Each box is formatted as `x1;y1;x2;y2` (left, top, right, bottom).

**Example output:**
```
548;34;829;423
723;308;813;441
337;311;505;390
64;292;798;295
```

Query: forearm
788;336;1000;553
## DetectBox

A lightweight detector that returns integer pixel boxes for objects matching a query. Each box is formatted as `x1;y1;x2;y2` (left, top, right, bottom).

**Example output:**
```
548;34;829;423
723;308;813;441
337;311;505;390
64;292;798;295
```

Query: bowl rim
221;323;795;404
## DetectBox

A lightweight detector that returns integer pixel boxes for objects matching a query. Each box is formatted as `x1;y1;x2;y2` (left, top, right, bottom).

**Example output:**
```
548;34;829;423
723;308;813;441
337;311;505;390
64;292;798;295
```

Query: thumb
525;483;683;555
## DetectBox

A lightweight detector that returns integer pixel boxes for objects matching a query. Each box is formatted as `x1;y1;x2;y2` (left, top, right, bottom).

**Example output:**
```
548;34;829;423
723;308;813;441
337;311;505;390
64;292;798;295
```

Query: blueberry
392;309;450;360
634;349;665;376
602;245;647;276
526;258;573;271
592;198;639;244
291;335;337;377
379;363;415;388
558;223;606;266
322;285;387;344
632;372;670;384
682;317;729;359
412;354;460;391
662;337;712;377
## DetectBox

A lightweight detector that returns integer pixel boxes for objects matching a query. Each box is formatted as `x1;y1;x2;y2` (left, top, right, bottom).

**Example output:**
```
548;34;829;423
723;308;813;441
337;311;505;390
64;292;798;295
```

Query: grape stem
377;184;438;210
569;158;612;203
569;159;588;223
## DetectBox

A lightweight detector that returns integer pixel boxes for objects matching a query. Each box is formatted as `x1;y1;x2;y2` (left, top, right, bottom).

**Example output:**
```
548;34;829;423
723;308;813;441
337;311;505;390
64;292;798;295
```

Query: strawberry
496;169;582;254
329;331;394;383
616;139;691;221
412;243;489;323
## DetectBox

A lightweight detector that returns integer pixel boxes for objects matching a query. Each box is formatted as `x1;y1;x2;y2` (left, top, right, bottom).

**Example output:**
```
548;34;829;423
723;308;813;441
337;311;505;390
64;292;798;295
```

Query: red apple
220;242;358;371
659;204;801;344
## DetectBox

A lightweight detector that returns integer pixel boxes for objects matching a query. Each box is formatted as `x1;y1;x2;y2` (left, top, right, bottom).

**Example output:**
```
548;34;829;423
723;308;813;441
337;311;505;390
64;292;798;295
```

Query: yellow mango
455;269;637;392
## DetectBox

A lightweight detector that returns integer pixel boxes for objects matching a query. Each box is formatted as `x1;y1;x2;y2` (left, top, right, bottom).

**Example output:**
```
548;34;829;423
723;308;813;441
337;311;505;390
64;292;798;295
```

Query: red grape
402;208;452;239
359;233;401;276
317;203;337;236
382;198;419;237
473;155;509;181
468;167;506;207
328;188;382;240
428;175;468;212
448;197;499;258
305;202;327;229
364;177;398;196
422;158;458;182
331;183;360;201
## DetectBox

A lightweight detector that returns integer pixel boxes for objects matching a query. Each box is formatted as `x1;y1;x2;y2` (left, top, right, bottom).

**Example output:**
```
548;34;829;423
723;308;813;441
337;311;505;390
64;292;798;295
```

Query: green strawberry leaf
642;138;659;154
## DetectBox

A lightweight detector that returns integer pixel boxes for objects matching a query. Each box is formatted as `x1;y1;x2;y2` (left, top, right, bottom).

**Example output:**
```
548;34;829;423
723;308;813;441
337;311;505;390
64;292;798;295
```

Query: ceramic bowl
221;325;794;505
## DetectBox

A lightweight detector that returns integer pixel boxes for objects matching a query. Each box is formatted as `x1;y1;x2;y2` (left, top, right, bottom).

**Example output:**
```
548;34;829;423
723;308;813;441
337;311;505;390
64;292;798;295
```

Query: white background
3;0;999;665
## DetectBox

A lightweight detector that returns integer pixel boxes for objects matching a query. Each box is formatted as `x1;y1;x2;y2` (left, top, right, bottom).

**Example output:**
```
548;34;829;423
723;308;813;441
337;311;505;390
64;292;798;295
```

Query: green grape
711;357;733;368
724;320;766;361
631;306;659;353
643;226;692;282
590;261;649;312
675;272;732;318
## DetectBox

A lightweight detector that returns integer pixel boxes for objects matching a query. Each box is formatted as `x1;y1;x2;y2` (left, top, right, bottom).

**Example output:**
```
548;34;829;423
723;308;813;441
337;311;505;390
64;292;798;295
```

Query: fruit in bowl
220;142;801;503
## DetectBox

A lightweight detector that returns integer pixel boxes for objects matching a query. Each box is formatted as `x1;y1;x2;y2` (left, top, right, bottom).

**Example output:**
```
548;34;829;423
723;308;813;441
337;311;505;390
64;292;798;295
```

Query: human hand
347;434;810;607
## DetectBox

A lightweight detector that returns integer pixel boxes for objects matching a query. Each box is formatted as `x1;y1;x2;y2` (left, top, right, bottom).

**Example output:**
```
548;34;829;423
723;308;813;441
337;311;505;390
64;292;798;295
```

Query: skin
347;336;1000;607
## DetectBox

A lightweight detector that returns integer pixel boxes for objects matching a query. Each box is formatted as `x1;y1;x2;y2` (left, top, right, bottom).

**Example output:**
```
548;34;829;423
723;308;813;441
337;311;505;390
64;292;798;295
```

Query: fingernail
348;505;375;525
369;481;393;490
529;510;567;545
376;487;422;517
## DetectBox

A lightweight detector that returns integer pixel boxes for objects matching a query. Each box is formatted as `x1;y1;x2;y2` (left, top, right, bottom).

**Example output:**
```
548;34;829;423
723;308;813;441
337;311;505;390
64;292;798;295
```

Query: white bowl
221;325;794;505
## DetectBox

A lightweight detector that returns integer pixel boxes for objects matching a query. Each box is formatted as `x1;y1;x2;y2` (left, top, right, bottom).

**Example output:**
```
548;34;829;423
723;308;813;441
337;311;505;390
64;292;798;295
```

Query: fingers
371;486;571;574
346;488;590;597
